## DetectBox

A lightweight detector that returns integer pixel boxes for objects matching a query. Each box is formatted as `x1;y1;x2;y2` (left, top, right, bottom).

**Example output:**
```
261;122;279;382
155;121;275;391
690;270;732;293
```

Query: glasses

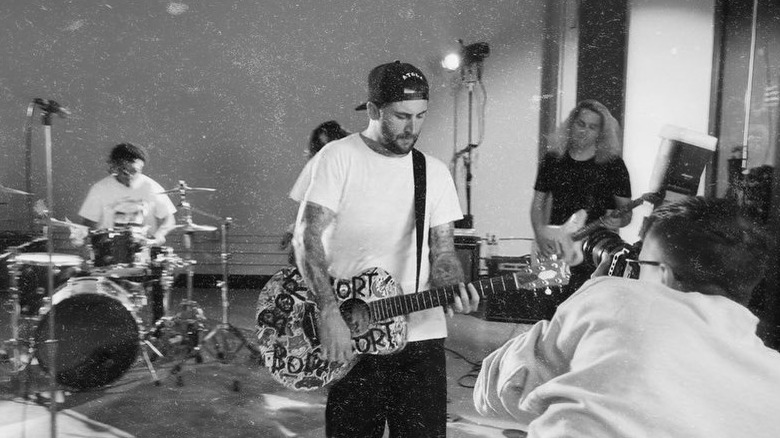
623;258;664;276
624;259;662;267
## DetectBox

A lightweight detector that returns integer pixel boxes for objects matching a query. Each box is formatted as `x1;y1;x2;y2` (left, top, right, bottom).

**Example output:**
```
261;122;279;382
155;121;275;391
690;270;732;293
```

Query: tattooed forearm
429;222;464;288
294;202;338;310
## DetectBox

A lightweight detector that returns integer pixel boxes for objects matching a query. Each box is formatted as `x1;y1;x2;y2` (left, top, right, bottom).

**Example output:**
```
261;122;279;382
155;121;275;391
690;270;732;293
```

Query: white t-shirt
290;133;463;341
474;276;780;437
78;174;177;233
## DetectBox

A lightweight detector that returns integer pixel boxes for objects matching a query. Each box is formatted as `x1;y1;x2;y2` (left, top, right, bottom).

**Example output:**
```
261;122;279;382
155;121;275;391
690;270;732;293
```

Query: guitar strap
412;148;426;293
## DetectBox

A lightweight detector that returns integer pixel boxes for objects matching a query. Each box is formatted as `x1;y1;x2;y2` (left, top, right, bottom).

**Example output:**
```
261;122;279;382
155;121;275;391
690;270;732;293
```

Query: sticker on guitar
254;263;569;391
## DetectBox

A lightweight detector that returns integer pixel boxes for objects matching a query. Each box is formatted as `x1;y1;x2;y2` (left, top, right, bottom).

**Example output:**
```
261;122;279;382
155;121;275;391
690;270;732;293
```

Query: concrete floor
1;280;534;437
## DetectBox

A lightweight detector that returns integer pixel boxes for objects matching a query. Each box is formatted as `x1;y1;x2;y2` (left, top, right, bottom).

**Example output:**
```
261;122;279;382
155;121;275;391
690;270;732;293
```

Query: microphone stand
37;101;65;438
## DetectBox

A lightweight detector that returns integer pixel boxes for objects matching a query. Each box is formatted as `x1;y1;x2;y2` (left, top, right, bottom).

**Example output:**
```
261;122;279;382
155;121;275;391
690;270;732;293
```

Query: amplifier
454;235;480;284
484;255;572;324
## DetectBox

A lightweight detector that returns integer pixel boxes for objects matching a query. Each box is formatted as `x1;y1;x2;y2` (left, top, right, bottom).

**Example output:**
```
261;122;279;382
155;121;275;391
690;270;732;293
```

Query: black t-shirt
534;152;632;225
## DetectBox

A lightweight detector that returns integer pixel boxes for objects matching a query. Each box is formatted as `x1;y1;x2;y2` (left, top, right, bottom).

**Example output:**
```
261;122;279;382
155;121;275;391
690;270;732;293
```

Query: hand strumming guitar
599;208;630;230
534;225;564;258
294;201;356;364
317;303;354;363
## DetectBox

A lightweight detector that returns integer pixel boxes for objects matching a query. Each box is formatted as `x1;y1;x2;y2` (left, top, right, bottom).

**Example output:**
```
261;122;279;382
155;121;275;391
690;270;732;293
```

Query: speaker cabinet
454;235;480;284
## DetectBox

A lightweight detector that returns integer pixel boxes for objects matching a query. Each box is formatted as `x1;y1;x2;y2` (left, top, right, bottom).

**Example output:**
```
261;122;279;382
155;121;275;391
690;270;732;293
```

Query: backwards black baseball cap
355;61;429;111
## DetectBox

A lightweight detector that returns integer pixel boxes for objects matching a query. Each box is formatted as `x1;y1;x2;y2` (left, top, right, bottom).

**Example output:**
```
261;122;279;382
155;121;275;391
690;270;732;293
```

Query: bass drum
35;277;140;390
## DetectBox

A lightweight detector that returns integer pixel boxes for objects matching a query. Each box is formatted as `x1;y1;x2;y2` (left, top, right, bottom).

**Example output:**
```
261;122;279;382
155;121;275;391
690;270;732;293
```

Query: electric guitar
254;262;569;391
534;192;661;267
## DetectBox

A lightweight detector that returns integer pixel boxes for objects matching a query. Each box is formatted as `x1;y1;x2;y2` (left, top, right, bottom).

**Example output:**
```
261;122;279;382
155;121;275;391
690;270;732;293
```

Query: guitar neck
367;272;538;322
570;196;647;242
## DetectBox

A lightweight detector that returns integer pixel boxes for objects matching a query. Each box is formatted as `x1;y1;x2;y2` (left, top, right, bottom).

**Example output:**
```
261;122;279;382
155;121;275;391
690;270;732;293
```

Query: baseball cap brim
355;61;428;112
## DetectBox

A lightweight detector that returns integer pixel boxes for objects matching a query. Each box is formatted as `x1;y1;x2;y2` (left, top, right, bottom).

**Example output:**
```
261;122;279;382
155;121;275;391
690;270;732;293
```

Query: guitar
534;192;661;267
254;262;569;391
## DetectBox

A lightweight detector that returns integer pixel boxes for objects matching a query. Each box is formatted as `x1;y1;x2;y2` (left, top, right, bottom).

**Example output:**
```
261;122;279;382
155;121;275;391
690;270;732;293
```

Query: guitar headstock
514;258;571;290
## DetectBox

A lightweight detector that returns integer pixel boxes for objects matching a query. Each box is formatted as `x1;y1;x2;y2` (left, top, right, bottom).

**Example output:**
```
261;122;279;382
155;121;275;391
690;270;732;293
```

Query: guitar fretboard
367;273;539;322
571;196;649;242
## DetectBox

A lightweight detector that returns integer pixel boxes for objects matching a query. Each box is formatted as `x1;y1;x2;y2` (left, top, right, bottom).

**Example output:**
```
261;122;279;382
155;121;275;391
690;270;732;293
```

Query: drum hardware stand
160;181;217;385
110;275;166;385
2;248;37;396
200;217;248;391
137;329;164;386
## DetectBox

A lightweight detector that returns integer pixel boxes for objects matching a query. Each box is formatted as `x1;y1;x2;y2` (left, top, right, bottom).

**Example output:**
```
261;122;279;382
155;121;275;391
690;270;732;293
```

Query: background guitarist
530;99;633;292
290;61;479;438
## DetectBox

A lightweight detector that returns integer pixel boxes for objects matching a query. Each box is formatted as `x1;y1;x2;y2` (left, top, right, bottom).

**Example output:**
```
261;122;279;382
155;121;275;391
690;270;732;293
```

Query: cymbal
159;184;216;195
182;205;224;222
35;218;89;231
173;222;218;233
0;185;32;196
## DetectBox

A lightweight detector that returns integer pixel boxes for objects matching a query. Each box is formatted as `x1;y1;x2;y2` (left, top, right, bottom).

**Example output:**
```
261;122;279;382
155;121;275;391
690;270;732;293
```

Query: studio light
442;40;491;72
463;41;490;65
441;53;462;71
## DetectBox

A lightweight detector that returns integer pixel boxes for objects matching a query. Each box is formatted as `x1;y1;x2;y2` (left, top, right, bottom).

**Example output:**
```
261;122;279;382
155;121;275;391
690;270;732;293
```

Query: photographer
474;197;780;437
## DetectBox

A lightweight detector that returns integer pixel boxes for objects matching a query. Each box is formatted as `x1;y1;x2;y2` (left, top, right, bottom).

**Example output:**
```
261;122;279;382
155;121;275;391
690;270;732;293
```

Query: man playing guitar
530;100;633;292
290;61;479;438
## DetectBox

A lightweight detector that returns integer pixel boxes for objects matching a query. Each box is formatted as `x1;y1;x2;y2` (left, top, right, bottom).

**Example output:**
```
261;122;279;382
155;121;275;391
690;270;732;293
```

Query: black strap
412;149;426;293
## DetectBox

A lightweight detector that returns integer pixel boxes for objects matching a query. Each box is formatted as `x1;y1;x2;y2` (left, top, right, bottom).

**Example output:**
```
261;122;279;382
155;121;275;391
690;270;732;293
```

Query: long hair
547;99;622;164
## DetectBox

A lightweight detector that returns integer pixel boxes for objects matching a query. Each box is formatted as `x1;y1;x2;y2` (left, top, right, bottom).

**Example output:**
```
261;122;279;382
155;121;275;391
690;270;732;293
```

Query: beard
380;123;418;156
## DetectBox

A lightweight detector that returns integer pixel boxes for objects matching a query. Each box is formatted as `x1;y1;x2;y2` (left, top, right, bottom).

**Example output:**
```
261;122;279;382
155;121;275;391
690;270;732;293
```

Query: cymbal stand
167;181;206;385
202;218;249;367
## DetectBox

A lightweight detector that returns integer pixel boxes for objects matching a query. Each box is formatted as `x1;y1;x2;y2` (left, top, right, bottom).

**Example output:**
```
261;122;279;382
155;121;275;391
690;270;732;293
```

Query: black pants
325;338;447;438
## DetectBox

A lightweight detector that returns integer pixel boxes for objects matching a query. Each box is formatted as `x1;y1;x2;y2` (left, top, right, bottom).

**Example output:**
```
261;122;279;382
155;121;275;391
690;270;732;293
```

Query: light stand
451;41;489;229
454;79;478;229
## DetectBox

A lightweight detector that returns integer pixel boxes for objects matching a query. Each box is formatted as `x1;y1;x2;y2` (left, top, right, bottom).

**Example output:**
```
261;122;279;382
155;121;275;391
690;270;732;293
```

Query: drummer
70;142;177;322
71;142;176;246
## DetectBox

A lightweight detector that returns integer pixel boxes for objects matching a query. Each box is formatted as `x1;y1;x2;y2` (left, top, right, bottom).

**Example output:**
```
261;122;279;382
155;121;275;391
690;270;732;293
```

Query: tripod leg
140;341;161;386
144;339;164;359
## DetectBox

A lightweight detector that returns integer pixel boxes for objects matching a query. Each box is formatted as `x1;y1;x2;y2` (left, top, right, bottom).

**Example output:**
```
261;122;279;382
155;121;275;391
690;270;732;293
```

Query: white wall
622;0;716;242
0;0;727;272
0;0;548;273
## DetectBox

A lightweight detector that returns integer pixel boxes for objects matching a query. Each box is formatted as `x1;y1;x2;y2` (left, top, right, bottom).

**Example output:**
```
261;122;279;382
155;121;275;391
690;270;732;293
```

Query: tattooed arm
293;202;353;363
429;222;480;314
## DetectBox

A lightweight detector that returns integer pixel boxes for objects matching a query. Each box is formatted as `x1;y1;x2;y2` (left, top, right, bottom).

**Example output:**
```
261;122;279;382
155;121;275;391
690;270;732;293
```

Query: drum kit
0;180;248;397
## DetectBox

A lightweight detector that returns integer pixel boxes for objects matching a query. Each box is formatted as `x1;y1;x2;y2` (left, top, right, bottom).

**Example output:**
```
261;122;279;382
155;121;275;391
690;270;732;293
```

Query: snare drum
35;276;141;390
89;229;144;267
11;253;83;316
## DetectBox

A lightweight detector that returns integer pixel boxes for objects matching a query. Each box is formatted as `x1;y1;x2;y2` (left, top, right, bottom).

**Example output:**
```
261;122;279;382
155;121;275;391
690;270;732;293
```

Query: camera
581;228;642;279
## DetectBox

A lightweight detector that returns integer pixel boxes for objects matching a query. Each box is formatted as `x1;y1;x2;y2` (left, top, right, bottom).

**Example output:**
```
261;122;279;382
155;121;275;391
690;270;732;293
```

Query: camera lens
581;229;641;279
